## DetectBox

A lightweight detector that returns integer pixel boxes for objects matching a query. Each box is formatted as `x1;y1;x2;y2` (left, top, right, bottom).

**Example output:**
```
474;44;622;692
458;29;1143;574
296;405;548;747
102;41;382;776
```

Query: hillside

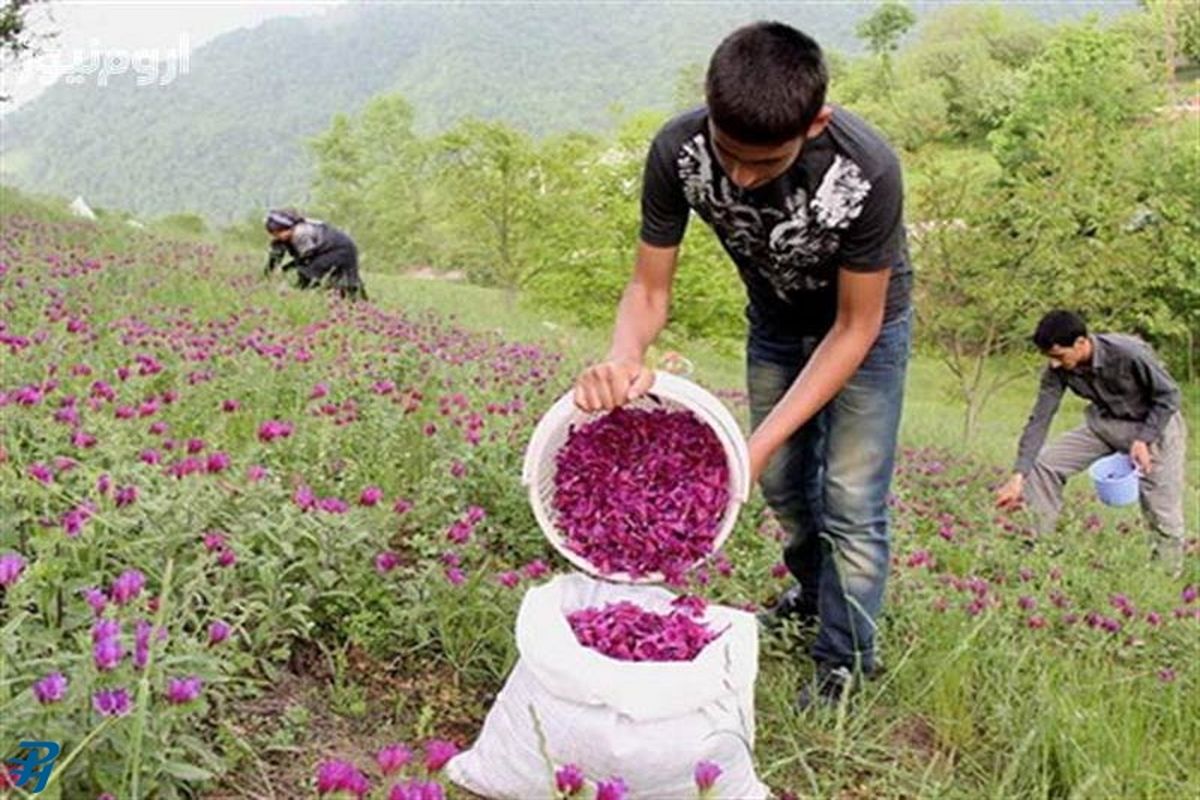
0;1;1135;221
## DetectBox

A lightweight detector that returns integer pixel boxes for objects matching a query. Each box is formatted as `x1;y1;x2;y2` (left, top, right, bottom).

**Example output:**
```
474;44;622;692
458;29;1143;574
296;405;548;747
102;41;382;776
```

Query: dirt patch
204;642;490;798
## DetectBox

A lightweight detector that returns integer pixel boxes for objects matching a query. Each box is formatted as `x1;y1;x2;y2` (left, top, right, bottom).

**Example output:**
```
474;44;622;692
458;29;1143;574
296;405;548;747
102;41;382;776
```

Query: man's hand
574;359;654;412
995;473;1025;510
1130;440;1153;475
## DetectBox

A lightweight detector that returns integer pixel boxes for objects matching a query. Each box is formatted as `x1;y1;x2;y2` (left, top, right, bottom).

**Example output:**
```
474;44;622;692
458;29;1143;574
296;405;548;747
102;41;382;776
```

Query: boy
574;22;913;708
996;310;1186;575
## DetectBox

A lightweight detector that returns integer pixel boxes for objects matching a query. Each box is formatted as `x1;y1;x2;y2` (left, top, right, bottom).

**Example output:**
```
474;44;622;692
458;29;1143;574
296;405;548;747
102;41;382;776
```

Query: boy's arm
574;241;678;411
746;267;889;481
575;124;688;411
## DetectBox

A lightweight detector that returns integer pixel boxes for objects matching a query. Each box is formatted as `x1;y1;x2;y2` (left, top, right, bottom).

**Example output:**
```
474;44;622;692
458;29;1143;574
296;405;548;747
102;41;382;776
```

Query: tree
989;20;1159;171
855;0;916;87
431;119;541;290
910;157;1051;442
1;0;53;102
309;94;432;270
907;5;1047;140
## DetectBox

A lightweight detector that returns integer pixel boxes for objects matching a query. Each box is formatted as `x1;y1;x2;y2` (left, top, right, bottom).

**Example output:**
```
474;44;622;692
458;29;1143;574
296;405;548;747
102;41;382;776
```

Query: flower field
1;198;1196;799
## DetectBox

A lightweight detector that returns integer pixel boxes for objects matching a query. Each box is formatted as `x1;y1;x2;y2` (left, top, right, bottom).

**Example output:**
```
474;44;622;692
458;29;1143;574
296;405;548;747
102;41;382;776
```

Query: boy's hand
995;473;1025;510
574;359;654;412
1129;440;1153;475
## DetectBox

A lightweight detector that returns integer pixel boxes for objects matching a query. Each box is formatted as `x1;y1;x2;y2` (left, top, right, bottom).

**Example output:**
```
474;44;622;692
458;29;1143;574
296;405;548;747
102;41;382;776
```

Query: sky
1;1;347;114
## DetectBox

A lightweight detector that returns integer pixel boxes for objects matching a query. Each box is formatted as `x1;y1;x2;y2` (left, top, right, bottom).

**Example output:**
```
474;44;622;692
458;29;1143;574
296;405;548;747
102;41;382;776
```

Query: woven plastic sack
447;573;768;799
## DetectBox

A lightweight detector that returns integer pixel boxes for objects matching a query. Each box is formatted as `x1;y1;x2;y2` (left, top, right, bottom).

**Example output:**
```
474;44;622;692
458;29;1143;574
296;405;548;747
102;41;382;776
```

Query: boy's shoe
796;665;854;712
756;584;817;631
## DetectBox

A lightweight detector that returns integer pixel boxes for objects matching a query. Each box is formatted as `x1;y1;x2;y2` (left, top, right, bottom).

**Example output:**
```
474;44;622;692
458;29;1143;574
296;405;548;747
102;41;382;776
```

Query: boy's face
1043;337;1089;371
708;105;832;190
709;122;802;190
270;228;292;242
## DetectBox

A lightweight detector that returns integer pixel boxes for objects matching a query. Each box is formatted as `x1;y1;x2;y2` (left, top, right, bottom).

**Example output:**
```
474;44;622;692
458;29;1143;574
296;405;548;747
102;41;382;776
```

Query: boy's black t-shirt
640;105;912;342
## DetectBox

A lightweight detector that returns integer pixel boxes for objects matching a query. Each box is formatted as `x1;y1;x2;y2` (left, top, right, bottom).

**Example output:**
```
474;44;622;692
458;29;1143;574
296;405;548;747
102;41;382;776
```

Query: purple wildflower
694;760;722;792
315;759;370;798
376;743;413;776
32;672;68;704
522;559;549;580
165;675;203;704
92;618;121;643
208;620;232;646
555;764;585;796
82;586;108;615
595;777;629;800
0;552;26;586
93;637;124;671
110;569;146;605
375;552;401;575
92;688;132;716
388;781;444;800
423;739;459;772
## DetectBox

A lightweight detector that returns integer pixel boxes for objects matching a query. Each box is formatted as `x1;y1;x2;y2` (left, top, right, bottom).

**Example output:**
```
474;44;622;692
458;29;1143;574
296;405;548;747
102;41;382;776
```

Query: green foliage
300;5;1191;381
989;19;1161;170
855;1;917;57
0;0;48;87
0;205;562;796
429;119;541;288
308;95;434;268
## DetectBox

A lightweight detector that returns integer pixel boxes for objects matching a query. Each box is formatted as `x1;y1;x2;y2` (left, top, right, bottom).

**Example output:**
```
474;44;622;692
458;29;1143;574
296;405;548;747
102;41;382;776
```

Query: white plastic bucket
521;371;750;583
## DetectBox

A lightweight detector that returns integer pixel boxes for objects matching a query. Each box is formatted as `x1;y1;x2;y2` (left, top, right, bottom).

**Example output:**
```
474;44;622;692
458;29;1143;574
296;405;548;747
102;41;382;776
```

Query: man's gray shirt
1014;334;1181;475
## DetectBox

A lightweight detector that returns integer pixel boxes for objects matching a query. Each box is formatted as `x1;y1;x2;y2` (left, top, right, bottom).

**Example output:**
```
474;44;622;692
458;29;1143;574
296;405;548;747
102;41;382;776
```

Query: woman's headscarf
264;209;301;233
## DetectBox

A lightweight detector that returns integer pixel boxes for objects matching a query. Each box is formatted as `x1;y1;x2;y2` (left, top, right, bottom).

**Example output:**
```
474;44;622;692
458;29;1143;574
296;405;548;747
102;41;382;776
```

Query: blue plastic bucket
1089;453;1140;507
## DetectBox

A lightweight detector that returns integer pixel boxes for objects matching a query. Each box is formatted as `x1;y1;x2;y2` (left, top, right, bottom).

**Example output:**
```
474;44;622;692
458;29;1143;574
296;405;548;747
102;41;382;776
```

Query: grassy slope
4;187;1197;798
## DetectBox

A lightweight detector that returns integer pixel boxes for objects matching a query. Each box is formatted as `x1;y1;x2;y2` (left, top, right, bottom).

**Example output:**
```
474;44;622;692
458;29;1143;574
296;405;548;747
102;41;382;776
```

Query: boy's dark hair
1033;310;1088;350
705;21;828;145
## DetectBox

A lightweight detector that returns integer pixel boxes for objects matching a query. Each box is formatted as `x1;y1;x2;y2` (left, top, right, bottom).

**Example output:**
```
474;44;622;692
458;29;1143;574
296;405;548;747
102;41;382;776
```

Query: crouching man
996;310;1187;575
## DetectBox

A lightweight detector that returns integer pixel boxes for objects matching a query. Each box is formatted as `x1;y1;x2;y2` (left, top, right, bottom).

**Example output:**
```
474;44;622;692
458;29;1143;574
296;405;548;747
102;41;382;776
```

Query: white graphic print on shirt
677;133;871;299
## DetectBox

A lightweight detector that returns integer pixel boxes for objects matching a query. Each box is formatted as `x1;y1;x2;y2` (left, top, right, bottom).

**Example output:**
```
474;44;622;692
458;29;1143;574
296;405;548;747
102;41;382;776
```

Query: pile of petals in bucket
553;407;730;579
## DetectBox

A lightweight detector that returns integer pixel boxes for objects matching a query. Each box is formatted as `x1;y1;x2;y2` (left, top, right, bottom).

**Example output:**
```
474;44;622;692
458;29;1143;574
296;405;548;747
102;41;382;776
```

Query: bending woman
264;209;368;301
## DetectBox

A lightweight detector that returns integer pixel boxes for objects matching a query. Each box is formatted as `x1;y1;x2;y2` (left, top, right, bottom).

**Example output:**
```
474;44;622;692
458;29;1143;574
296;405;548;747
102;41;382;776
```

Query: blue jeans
747;309;911;675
